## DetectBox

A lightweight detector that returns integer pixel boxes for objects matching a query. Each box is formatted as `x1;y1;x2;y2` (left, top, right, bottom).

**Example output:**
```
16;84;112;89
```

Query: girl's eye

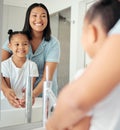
15;43;19;46
24;43;28;46
32;15;37;17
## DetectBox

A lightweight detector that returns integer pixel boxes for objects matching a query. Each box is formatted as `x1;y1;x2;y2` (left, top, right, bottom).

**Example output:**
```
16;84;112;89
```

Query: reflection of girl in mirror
1;29;39;108
2;3;60;108
46;0;120;130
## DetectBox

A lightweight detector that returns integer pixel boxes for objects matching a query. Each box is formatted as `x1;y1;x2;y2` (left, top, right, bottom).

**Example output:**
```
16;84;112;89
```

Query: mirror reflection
0;0;70;128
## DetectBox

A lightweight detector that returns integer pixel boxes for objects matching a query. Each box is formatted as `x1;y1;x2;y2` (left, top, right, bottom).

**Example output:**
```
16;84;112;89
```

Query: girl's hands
19;88;36;108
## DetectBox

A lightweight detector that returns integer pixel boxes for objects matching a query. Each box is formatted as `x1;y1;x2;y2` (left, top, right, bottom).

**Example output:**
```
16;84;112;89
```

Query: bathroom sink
0;97;43;127
32;127;46;130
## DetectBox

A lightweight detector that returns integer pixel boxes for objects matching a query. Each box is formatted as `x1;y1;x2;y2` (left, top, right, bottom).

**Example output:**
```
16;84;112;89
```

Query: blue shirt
2;36;60;96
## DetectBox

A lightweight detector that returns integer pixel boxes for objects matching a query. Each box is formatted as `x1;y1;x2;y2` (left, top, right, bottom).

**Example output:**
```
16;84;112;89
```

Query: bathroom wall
3;0;72;14
2;5;27;44
57;8;70;92
0;0;3;45
51;8;70;92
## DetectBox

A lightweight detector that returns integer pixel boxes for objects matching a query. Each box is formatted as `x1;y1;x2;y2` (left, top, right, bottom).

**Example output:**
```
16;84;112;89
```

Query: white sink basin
0;97;43;127
32;127;46;130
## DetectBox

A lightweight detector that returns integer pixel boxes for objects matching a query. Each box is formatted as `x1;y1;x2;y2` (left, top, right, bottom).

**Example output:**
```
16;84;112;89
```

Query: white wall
0;0;3;44
69;0;95;80
3;0;73;14
2;5;27;44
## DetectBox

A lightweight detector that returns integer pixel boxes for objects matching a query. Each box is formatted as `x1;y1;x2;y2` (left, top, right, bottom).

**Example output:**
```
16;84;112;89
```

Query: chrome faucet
42;67;57;127
25;76;32;123
25;63;33;123
25;65;57;126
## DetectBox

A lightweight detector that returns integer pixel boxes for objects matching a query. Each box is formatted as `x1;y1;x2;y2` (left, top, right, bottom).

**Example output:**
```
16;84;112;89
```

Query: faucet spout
25;76;32;123
42;81;56;127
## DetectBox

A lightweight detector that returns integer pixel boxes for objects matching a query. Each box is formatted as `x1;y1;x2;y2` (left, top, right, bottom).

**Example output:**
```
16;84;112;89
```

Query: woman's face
29;7;48;33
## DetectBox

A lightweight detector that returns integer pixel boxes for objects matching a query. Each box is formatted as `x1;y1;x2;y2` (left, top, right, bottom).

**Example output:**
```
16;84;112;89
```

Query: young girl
1;30;39;108
46;0;120;130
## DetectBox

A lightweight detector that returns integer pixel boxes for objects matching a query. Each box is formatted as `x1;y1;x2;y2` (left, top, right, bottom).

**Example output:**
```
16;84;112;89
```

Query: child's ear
87;24;98;44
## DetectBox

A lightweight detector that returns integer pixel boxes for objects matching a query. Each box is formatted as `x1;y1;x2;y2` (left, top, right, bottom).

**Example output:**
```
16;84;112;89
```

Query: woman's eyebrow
31;12;46;15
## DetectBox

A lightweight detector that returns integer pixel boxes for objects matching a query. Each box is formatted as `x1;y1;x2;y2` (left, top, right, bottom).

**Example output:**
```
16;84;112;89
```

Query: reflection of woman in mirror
1;29;39;108
1;3;60;108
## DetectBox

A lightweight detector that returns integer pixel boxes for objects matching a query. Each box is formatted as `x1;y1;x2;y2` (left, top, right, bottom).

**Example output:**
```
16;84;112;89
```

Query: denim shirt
2;36;60;96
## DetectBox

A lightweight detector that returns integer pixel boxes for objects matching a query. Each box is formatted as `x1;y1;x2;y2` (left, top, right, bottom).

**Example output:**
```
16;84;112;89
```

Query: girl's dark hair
85;0;120;33
22;3;51;41
8;29;31;42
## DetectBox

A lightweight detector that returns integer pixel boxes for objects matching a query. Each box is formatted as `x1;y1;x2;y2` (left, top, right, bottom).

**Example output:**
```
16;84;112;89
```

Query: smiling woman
29;7;48;37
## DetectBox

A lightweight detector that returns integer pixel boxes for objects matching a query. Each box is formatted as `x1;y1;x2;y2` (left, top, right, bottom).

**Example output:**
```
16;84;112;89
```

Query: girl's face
9;34;29;58
29;7;48;33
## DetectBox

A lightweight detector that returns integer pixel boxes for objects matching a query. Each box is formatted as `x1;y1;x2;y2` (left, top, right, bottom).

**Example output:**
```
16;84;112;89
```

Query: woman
1;3;60;108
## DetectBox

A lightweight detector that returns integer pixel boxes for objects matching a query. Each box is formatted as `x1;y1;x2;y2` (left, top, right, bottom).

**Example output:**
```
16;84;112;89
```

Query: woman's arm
32;77;37;104
2;49;12;61
1;76;20;107
46;34;120;130
33;62;58;97
1;49;20;107
1;49;11;92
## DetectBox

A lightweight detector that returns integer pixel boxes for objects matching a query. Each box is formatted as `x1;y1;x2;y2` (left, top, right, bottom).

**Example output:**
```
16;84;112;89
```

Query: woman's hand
4;88;21;108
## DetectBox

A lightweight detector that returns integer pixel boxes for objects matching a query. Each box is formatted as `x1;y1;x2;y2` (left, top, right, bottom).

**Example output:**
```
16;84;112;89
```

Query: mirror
0;0;95;129
0;0;71;128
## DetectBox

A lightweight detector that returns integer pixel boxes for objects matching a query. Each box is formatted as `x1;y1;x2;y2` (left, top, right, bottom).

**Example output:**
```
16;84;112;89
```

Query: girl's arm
33;62;58;97
46;34;120;130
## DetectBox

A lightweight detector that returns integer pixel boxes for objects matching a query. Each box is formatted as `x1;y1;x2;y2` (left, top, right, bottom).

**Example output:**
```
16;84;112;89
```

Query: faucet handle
50;103;56;112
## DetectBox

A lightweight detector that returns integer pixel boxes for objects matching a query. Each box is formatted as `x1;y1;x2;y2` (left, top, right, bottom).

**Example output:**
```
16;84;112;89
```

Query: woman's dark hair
22;3;51;41
8;29;31;42
85;0;120;33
